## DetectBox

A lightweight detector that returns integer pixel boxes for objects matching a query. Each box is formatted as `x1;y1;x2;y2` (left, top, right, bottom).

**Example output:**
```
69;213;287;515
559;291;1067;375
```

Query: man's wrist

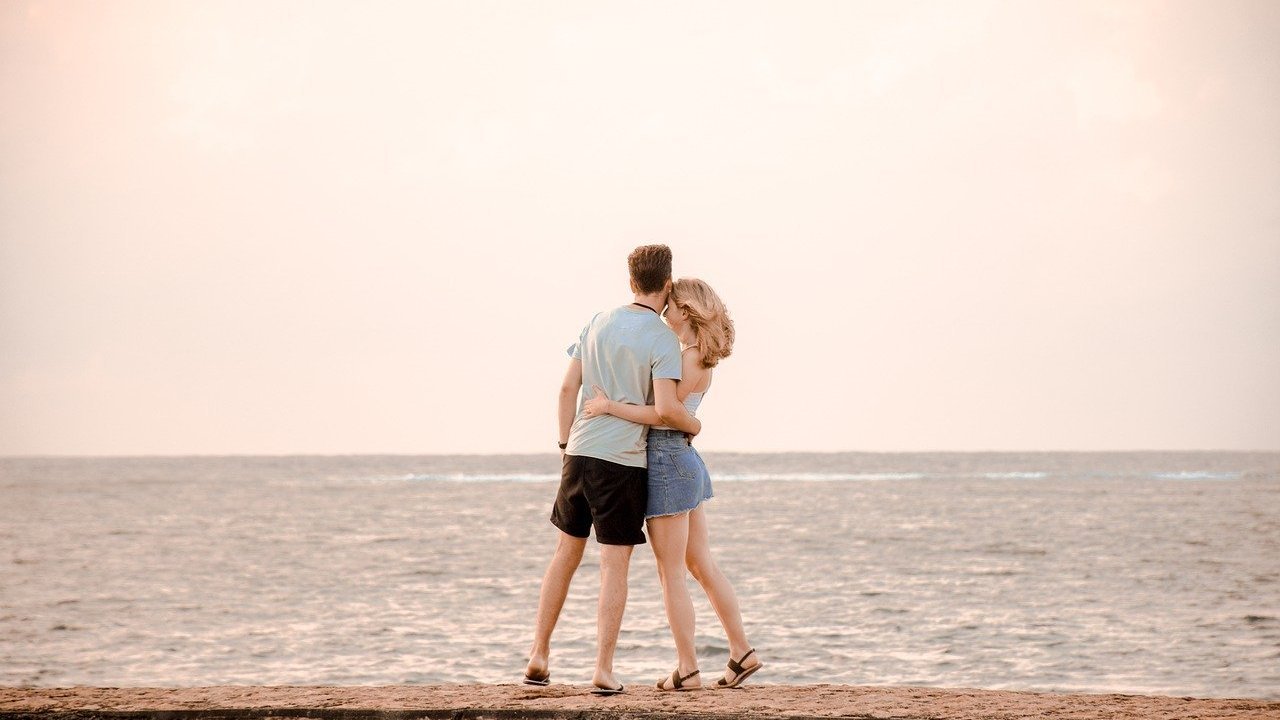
557;441;568;450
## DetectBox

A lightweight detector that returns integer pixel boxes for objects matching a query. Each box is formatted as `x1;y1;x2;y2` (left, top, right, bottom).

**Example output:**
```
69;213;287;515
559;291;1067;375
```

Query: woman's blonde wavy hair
670;277;735;369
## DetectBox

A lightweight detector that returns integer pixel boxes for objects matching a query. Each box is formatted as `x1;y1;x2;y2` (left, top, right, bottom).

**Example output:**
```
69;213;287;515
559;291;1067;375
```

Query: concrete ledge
1;684;1277;720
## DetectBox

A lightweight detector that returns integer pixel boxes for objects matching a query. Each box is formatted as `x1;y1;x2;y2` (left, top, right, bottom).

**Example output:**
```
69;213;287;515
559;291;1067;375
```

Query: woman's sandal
656;667;701;692
715;648;763;689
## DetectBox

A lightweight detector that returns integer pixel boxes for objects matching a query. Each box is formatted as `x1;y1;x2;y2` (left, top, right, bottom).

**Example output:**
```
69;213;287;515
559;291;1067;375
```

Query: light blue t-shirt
565;305;682;468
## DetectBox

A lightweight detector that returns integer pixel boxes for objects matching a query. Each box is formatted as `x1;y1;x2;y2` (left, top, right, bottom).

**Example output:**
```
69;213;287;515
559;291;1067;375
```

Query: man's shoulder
578;308;611;332
591;304;653;330
588;305;674;343
648;320;679;344
587;305;626;324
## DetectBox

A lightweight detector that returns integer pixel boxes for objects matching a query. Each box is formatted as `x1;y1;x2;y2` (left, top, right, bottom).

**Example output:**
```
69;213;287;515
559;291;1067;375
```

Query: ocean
2;452;1277;698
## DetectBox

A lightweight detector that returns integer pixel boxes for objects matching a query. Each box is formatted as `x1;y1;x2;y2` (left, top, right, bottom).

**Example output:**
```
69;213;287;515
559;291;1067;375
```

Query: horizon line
3;448;1279;461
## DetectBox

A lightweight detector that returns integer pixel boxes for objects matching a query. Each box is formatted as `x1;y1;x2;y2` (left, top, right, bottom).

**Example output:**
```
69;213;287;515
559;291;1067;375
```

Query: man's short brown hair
628;244;673;294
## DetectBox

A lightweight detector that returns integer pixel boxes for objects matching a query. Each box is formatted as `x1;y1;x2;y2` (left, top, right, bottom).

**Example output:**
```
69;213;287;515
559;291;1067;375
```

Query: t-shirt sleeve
651;332;682;380
566;314;596;359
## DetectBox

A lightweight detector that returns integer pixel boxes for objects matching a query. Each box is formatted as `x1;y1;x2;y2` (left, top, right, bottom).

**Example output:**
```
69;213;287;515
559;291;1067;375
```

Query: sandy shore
1;684;1277;719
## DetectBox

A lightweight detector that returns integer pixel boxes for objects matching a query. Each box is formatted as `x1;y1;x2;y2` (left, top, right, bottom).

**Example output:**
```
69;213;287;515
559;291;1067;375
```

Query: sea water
1;452;1277;698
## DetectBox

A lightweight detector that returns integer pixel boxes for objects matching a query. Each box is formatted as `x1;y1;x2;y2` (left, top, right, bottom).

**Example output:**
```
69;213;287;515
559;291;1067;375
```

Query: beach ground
1;684;1277;719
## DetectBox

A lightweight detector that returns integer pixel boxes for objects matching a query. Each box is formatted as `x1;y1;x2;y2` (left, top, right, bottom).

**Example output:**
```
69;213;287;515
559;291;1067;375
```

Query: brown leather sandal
657;667;701;691
715;648;763;689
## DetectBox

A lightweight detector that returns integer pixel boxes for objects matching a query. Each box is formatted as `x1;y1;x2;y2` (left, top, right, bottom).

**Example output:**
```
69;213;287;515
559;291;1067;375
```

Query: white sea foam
400;472;559;483
1152;471;1243;480
712;471;927;482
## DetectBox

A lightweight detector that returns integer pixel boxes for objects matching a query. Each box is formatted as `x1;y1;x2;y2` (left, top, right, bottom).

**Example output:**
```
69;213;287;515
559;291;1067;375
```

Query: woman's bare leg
647;512;701;688
685;504;761;684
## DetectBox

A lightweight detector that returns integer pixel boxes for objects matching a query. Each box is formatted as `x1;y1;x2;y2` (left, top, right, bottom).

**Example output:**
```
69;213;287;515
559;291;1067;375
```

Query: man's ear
630;278;639;294
663;279;673;295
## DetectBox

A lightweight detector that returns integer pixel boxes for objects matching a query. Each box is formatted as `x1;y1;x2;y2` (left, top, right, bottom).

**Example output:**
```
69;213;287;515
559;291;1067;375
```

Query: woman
581;277;763;691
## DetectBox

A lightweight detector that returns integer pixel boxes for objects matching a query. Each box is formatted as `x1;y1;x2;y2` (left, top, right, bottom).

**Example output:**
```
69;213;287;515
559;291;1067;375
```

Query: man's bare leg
591;543;634;690
526;531;587;680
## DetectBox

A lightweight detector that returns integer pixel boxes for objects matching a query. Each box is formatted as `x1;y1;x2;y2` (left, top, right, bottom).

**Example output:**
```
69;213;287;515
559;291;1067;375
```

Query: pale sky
2;1;1278;456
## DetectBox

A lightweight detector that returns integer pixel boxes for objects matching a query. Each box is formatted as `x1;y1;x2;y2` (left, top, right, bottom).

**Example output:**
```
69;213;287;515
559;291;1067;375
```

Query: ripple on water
1;454;1278;698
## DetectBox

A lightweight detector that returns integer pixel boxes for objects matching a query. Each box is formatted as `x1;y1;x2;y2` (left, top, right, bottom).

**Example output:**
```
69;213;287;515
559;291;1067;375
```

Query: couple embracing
523;244;763;694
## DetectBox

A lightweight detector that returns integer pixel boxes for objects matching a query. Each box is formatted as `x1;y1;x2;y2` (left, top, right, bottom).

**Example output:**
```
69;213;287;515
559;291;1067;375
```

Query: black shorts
550;454;648;546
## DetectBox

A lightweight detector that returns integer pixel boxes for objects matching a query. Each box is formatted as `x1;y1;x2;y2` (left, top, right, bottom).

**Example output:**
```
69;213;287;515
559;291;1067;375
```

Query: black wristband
557;441;568;450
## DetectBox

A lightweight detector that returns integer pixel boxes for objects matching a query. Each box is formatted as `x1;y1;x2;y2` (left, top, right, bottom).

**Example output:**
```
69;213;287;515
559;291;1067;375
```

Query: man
523;244;702;694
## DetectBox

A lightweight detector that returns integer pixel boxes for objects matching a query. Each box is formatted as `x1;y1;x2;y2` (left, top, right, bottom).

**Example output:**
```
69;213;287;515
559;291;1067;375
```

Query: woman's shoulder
681;345;707;365
680;346;710;382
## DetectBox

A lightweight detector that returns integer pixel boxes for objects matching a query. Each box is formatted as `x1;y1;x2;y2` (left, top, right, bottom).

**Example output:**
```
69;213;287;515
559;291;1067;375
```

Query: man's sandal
522;671;550;686
657;667;701;691
715;648;763;689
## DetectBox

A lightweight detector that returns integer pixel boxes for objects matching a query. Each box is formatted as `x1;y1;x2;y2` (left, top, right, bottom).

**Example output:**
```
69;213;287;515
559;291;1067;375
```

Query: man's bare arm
654;378;701;436
558;359;583;450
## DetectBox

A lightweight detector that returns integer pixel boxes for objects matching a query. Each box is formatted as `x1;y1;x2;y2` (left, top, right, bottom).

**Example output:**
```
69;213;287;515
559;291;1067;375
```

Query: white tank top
652;390;706;431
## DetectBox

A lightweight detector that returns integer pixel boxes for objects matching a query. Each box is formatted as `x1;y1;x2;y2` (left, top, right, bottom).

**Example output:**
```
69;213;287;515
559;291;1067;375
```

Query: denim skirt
645;429;714;519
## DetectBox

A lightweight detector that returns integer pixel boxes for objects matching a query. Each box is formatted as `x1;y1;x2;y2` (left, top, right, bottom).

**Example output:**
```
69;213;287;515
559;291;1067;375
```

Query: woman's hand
580;384;614;418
